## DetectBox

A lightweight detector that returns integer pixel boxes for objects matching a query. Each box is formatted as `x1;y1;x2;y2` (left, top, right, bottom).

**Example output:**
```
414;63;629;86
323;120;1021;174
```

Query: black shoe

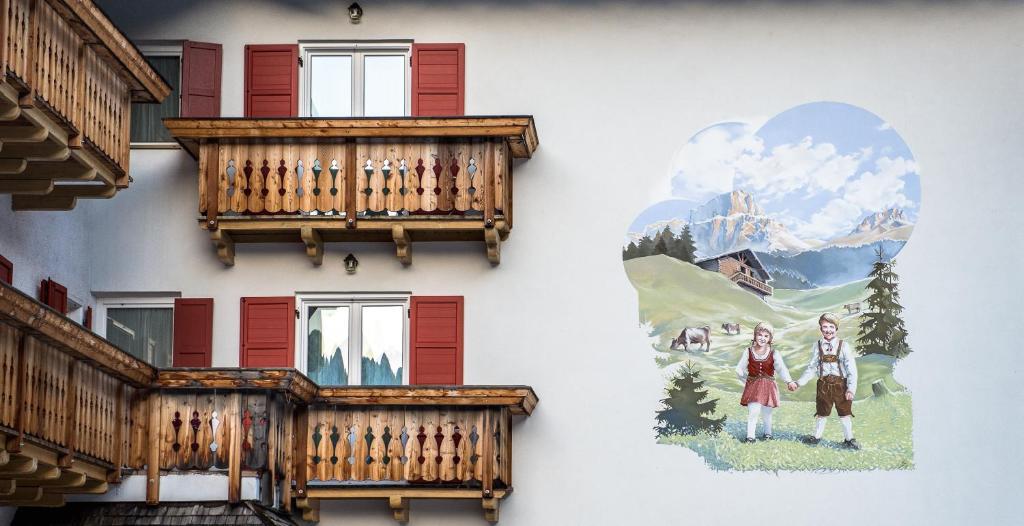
761;434;773;441
744;437;756;443
802;435;820;445
842;439;861;450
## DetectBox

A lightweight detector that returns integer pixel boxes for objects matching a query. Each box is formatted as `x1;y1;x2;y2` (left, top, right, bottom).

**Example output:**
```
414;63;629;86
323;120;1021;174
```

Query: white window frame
95;294;179;366
131;42;184;149
296;292;410;385
299;41;412;118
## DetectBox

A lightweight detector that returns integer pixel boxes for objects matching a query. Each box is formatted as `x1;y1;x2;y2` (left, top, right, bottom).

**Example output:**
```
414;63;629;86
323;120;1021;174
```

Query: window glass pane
106;308;173;367
307;306;350;385
310;55;353;117
363;55;405;117
361;305;404;385
130;56;180;142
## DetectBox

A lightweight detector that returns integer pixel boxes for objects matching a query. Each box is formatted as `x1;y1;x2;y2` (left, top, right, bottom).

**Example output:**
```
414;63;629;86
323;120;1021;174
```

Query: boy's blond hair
818;312;840;328
752;321;774;344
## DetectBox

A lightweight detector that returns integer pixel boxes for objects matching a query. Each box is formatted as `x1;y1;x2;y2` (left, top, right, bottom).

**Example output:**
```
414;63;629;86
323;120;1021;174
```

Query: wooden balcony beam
154;368;319;404
164;116;539;159
313;386;539;416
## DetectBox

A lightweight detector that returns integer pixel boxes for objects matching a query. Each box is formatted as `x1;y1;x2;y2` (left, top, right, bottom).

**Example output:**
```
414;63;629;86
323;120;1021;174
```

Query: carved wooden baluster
171;411;183;453
452;425;463;483
469;425;480;468
259;160;270;198
312;159;322;198
277;160;287;196
381;159;393;213
190;411;201;453
311;424;323;466
449;157;460;211
432;158;444;207
416;426;427;480
362;159;375;216
415;158;426;213
329;160;340;214
434;426;445;477
467;157;477;197
382;426;393;468
329;425;340;465
364;427;375;465
241;409;253;453
400;426;409;464
209;411;220;453
347;425;357;466
295;159;305;198
398;159;409;215
226;159;236;200
243;160;256;213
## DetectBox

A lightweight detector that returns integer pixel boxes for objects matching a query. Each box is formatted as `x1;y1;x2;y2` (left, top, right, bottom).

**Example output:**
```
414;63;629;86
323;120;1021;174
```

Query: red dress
740;347;781;408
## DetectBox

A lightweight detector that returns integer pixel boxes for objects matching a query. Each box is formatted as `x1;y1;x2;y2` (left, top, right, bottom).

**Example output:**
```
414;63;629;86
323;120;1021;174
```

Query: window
130;44;181;144
97;296;176;367
297;294;408;386
300;42;411;117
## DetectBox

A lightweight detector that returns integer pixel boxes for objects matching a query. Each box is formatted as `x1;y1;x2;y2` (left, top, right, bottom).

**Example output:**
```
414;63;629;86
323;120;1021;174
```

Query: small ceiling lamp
348;3;363;23
344;253;359;274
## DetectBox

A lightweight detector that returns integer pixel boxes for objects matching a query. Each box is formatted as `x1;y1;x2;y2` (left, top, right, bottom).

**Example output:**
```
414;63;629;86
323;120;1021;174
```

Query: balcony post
204;141;220;230
481;409;494;499
108;383;126;483
345;140;357;228
228;392;242;503
294;405;309;499
146;390;161;505
5;333;27;454
484;140;496;228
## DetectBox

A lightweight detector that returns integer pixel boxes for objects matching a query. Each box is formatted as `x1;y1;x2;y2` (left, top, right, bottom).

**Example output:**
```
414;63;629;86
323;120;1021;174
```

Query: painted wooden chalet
0;0;171;210
696;249;774;299
0;2;538;523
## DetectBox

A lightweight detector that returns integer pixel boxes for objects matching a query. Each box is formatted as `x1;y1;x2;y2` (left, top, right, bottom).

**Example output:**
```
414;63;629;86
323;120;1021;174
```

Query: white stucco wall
2;0;1021;524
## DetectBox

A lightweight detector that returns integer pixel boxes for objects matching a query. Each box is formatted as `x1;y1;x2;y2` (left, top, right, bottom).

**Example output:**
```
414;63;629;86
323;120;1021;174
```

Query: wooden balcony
729;271;773;297
0;0;171;210
0;280;538;522
163;117;539;265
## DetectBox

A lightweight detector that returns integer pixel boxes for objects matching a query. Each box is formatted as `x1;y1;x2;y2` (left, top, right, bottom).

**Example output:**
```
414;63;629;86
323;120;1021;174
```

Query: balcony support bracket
482;497;500;523
211;229;236;266
297;497;320;522
389;495;410;523
485;224;501;265
300;226;324;266
392;224;412;266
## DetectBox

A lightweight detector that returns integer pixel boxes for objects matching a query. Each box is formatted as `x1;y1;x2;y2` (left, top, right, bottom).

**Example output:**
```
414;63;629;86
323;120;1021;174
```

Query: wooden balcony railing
0;281;537;522
0;0;170;210
729;271;773;296
163;117;539;266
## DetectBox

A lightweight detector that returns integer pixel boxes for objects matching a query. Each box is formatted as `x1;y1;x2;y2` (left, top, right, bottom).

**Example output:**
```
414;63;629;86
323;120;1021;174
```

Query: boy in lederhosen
791;312;860;449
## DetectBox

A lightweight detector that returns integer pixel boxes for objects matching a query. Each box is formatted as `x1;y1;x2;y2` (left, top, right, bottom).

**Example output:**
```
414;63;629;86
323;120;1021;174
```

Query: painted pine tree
677;224;697;263
655;362;725;436
857;247;912;358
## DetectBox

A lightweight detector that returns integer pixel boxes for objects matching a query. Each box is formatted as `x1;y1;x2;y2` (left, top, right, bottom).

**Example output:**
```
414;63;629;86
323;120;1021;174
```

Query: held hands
787;382;798;392
845;391;854;401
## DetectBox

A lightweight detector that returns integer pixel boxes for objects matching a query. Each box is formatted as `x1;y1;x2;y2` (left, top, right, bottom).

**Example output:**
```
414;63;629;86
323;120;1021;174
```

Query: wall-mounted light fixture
348;2;363;23
344;253;359;274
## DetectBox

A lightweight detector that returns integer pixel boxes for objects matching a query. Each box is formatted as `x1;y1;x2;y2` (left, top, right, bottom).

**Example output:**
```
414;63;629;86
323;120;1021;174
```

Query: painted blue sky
651;102;921;241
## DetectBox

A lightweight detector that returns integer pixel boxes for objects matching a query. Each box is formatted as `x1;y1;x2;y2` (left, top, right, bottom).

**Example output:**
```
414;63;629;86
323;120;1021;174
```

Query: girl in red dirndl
735;322;797;442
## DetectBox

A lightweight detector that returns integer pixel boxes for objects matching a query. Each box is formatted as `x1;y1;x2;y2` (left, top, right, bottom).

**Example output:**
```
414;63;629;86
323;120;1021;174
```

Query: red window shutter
40;278;68;314
181;41;222;118
411;44;465;117
409;296;464;385
244;44;298;117
84;306;93;330
240;297;295;367
173;298;214;367
0;255;11;285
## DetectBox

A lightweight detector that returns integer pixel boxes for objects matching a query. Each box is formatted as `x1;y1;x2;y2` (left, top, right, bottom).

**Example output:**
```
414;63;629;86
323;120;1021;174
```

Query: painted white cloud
792;198;864;239
843;156;917;211
670;124;761;202
734;138;867;201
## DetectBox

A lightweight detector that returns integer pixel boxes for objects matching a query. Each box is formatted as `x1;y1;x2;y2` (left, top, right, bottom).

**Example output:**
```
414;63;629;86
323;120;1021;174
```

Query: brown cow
670;326;711;352
721;323;741;335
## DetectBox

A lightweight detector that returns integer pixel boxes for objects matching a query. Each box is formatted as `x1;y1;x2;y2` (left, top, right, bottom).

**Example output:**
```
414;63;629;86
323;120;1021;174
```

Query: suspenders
816;339;845;378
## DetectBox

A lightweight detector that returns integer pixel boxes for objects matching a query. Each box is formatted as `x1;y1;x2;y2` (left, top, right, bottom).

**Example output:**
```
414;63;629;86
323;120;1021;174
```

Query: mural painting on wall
623;102;917;471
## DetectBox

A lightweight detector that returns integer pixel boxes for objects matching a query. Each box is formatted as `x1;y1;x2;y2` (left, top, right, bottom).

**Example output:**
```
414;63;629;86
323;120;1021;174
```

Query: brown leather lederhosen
815;339;854;417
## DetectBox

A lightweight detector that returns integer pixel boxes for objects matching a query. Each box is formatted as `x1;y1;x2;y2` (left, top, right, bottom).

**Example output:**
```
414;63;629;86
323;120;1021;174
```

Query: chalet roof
13;502;298;526
695;249;772;282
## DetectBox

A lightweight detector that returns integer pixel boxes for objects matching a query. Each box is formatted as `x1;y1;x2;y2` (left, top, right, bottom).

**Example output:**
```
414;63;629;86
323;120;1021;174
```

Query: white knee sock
814;417;826;439
761;406;773;436
840;416;854;440
746;403;762;439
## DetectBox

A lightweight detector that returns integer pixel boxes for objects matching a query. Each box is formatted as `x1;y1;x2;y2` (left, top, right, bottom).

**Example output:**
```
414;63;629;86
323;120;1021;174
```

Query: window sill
130;142;182;150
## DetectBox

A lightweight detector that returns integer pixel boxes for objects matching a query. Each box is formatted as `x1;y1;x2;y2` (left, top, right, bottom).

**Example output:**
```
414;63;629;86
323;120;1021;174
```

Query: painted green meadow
627;255;914;471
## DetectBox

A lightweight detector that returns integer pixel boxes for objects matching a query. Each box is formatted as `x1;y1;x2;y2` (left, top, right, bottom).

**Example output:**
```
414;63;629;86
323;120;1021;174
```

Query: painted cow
844;302;861;314
670;326;711;352
721;323;741;335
